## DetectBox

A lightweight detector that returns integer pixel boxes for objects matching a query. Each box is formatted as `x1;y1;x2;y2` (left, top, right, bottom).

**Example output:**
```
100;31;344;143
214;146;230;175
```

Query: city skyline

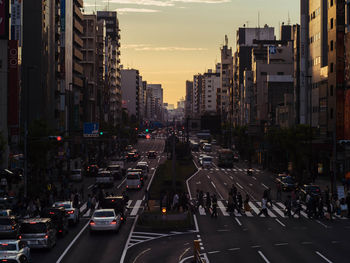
84;0;299;105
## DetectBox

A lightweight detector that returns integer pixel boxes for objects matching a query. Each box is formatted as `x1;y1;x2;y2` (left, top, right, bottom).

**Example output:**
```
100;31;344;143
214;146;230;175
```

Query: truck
218;149;234;168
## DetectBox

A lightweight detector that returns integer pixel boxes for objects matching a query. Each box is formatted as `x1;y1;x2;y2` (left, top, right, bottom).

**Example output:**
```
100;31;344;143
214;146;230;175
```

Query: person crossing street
211;194;218;218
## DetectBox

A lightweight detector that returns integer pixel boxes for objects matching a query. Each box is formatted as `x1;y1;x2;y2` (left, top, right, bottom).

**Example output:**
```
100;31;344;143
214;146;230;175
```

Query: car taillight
110;220;117;225
90;220;95;226
2;259;8;262
126;185;128;188
121;217;124;221
141;178;143;180
1;244;8;246
11;226;15;230
59;230;62;233
137;185;140;188
18;235;22;239
50;212;55;215
44;235;48;239
67;210;74;214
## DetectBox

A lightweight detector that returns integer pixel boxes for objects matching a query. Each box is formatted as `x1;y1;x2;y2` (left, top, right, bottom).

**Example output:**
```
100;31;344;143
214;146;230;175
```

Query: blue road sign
83;123;99;137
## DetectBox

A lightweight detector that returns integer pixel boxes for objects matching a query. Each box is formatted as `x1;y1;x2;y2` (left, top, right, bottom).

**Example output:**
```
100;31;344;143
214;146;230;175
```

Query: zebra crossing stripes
128;232;167;248
256;202;276;218
217;201;230;216
249;202;264;217
130;200;143;216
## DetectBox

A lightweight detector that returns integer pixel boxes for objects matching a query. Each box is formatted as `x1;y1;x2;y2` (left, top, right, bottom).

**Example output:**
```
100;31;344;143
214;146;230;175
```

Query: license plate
29;240;38;244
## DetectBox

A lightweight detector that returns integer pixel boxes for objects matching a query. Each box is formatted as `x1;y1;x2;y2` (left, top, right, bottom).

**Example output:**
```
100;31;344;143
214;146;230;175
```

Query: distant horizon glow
85;0;299;104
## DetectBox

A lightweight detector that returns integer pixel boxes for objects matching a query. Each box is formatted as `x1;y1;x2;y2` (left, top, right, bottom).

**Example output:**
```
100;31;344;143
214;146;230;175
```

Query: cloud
116;8;161;13
135;46;207;51
122;44;149;49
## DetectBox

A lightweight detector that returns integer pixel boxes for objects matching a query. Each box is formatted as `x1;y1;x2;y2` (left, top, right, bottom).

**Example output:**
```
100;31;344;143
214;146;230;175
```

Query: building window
330;108;334;119
330;63;334;73
330;0;333;7
330;85;333;96
330;18;334;29
330;40;334;51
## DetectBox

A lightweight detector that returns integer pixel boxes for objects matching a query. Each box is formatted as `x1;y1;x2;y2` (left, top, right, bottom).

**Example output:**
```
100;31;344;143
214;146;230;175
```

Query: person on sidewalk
172;192;179;211
258;196;268;217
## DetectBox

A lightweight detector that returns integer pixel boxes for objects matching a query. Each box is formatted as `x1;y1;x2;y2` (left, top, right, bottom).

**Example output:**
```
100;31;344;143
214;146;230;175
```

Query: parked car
100;196;128;223
52;201;79;225
19;218;57;249
0;240;31;263
147;151;157;159
41;207;68;237
89;209;121;233
69;169;83;182
0;216;19;239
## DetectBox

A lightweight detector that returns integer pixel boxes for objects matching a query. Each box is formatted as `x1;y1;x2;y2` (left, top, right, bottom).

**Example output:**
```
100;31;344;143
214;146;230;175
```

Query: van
136;162;149;179
126;173;142;190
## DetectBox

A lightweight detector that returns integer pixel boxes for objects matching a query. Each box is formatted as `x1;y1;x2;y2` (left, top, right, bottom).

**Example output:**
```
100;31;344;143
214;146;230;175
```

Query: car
126;172;142;190
233;153;239;162
0;216;19;239
127;169;144;186
19;218;57;249
86;164;99;177
147;151;157;159
300;184;321;199
198;154;206;163
0;240;31;263
89;209;121;233
276;176;296;191
52;201;79;225
203;143;212;152
125;145;133;151
96;170;114;188
247;168;253;176
69;169;83;182
41;207;68;236
100;196;128;223
200;156;213;168
136;162;149;179
126;152;136;162
106;165;123;180
131;149;140;159
0;210;14;217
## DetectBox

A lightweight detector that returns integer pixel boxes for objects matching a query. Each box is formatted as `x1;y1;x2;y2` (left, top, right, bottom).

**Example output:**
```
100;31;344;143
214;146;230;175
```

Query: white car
201;156;213;168
126;172;142;190
69;169;83;182
198;154;207;163
0;240;31;263
53;201;79;225
89;209;121;233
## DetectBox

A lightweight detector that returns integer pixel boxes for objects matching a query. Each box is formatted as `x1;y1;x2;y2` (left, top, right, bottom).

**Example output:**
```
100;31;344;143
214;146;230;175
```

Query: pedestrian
340;198;348;218
211;194;218;218
276;183;282;201
172;192;179;211
237;192;243;211
244;194;251;212
198;190;204;209
87;194;92;211
292;197;302;218
258;196;268;217
73;192;79;208
91;195;97;215
284;196;292;218
205;192;211;211
266;188;272;208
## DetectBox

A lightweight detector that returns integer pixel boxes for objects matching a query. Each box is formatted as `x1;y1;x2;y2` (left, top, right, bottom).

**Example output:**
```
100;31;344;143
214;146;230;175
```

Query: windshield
0;243;17;251
93;211;114;217
20;223;47;233
54;203;71;209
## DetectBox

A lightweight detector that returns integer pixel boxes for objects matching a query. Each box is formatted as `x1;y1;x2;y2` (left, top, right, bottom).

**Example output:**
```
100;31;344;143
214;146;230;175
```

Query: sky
84;0;300;105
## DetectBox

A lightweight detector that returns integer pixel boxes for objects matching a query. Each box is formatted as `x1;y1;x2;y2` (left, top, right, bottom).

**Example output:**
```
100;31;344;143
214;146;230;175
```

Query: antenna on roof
225;35;228;46
258;11;260;28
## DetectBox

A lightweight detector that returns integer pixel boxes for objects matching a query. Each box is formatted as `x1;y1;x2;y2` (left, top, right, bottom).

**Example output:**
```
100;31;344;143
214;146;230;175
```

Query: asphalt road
188;143;350;263
31;137;165;263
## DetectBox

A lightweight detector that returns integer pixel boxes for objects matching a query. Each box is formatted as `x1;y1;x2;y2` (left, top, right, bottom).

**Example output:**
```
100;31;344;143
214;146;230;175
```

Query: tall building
22;0;62;130
193;74;203;117
232;26;275;126
185;81;193;118
97;11;122;127
147;84;164;122
121;69;140;119
82;14;98;123
201;69;220;114
220;35;233;120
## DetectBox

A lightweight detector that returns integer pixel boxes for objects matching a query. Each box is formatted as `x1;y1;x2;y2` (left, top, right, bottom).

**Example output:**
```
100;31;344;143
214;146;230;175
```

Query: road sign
83;123;99;138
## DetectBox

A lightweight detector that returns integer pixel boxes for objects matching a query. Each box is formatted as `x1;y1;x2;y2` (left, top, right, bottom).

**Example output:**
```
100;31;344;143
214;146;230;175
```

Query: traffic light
99;131;103;136
49;136;63;141
56;136;62;142
135;128;138;131
145;129;149;133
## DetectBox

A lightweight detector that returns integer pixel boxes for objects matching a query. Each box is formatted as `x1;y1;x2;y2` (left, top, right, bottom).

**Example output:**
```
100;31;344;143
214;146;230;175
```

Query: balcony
74;34;83;47
74;62;84;74
75;0;83;8
74;48;83;60
74;5;83;21
74;19;84;34
73;76;84;87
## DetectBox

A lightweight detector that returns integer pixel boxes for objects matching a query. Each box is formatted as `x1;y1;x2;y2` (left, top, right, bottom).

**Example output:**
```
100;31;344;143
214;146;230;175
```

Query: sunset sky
84;0;300;106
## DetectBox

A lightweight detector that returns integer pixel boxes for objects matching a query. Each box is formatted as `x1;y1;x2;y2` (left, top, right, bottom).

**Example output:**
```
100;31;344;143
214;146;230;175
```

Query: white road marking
87;184;94;190
252;176;257;180
316;220;329;229
234;217;242;226
208;251;220;254
271;204;285;218
229;176;233;180
56;220;90;263
228;248;241;251
301;241;313;245
185;168;200;200
249;202;264;217
132;248;151;263
120;215;139;263
256;202;276;217
127;200;132;208
258;251;270;263
193;215;199;232
274;243;288;246
117;178;126;189
261;183;269;189
275;219;286;227
316;251;333;263
79;202;87;213
130;200;142;216
217;200;230;216
236;182;244;190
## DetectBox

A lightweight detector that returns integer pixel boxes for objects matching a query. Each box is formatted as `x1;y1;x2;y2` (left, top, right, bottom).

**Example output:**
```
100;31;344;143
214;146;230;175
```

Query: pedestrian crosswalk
196;200;350;221
201;168;261;172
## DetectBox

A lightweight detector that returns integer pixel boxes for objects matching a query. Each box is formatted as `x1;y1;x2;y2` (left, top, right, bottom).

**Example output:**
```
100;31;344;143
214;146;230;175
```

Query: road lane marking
236;182;244;190
146;164;158;192
301;241;313;245
179;248;191;262
127;200;132;208
208;251;220;254
274;243;288;246
117;178;126;189
252;245;261;248
256;202;276;217
186;168;200;200
234;217;242;226
56;220;90;263
130;200;142;216
207;175;210;179
252;176;257;180
261;183;269;189
316;251;333;263
316;220;329;228
230;176;233;180
193;215;199;232
87;184;94;190
275;219;286;227
228;248;241;251
258;251;270;263
79;202;87;213
217;200;230;216
271;204;285;218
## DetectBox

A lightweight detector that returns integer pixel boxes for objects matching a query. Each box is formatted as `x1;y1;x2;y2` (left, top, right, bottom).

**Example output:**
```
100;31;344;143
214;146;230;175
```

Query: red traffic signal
56;136;62;141
146;134;151;139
